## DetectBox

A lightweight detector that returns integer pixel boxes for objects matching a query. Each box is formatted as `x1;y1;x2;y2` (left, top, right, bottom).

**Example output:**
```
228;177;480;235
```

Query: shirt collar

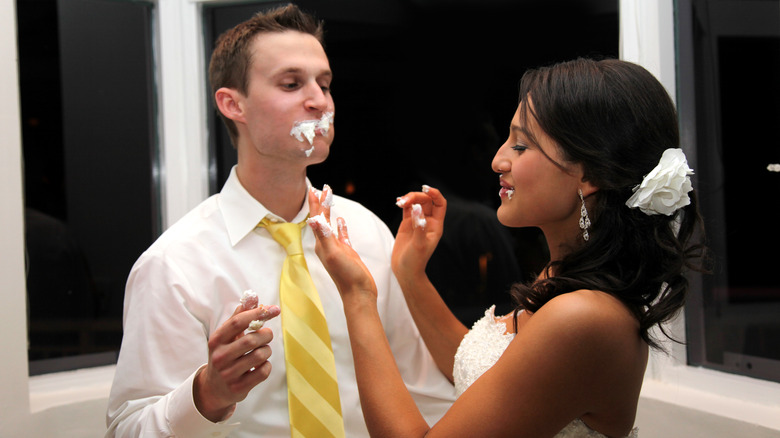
219;166;311;247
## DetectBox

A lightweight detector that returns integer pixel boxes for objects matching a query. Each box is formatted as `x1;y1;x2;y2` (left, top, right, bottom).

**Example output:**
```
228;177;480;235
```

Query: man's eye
281;82;299;90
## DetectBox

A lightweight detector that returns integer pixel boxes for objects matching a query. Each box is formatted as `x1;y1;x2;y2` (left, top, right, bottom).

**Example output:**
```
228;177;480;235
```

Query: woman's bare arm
392;187;469;380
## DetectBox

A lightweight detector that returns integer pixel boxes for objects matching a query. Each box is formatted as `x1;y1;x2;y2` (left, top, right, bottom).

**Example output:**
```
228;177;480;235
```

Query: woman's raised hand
392;185;447;280
307;185;377;304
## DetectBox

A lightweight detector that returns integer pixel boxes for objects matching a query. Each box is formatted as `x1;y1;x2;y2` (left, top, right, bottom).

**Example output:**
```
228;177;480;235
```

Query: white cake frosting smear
240;289;258;311
411;204;427;229
322;184;334;208
290;111;334;156
310;185;335;208
499;187;515;200
307;212;333;237
248;319;264;331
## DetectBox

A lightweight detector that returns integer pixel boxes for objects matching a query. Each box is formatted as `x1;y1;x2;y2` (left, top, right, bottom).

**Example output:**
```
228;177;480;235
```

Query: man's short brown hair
208;4;324;146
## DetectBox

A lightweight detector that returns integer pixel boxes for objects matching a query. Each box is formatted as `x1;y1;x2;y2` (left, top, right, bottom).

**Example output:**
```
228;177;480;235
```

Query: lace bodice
452;306;638;438
453;305;515;396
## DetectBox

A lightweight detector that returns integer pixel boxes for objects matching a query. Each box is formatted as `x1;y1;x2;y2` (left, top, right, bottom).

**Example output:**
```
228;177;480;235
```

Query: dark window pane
681;0;780;383
19;0;158;374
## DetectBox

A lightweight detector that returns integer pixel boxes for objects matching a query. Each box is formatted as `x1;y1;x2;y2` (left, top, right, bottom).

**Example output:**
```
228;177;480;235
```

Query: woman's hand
307;185;377;304
392;185;447;280
309;186;433;438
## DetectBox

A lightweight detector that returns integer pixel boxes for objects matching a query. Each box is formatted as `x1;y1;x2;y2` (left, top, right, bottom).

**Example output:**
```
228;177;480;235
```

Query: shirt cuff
167;365;240;438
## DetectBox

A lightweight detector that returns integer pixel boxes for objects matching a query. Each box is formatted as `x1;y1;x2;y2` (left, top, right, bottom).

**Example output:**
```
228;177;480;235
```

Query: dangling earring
578;189;591;242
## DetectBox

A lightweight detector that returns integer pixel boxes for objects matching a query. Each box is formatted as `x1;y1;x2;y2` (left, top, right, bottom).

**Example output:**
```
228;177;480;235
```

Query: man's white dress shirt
106;167;455;437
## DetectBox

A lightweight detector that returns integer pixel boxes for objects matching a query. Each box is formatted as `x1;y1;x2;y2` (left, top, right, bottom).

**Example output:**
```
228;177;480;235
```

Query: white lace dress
452;306;639;438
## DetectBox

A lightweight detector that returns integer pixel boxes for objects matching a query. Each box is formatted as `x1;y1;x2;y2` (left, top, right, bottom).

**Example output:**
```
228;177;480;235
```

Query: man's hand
194;304;280;422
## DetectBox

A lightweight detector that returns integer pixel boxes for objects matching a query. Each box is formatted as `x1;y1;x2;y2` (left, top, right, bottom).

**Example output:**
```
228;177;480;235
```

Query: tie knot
260;218;305;256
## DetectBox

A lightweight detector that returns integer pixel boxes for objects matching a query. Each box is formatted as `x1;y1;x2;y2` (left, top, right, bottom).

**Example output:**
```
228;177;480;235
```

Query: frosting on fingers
240;289;259;310
411;204;427;229
307;213;333;237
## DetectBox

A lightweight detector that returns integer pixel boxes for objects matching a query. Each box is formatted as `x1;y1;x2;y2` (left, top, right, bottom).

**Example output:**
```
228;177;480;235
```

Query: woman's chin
495;207;514;228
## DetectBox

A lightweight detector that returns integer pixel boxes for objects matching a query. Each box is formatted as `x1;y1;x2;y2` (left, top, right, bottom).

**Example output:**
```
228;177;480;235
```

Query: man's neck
236;160;308;223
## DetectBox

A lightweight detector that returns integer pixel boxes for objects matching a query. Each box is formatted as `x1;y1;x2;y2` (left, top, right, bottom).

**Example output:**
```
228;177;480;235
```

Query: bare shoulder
522;290;648;377
436;290;647;436
435;290;647;437
517;290;647;434
537;290;639;337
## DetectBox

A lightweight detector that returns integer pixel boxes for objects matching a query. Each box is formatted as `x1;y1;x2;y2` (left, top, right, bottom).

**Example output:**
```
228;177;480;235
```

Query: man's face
238;31;334;165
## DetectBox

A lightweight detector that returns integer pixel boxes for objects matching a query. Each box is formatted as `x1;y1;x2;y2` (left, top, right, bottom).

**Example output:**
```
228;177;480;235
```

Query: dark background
204;0;620;322
17;0;619;370
17;0;780;384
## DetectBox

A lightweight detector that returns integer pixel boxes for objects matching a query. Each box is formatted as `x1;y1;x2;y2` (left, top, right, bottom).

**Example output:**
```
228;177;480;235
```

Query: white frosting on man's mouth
290;112;334;156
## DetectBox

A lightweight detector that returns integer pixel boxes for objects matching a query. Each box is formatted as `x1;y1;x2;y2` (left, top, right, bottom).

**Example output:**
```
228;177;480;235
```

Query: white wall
0;0;32;435
0;0;778;436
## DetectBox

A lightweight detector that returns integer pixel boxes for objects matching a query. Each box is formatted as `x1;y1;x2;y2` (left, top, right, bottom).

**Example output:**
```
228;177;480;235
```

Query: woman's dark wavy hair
510;58;710;350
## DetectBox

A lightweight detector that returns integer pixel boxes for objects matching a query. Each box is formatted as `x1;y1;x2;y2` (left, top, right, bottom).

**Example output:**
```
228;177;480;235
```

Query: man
106;5;454;437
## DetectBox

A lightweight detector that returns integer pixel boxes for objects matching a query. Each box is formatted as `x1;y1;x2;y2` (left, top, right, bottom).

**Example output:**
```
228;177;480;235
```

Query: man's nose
304;83;328;111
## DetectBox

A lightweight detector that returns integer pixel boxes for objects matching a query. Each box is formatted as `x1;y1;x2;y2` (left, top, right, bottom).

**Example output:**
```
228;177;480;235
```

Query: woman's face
491;102;591;240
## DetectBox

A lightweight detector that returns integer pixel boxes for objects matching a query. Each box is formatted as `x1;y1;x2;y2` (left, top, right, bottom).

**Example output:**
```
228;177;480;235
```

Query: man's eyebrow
271;67;333;78
270;67;303;78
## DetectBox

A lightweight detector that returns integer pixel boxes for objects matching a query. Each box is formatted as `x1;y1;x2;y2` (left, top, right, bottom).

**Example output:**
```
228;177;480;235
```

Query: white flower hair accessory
626;148;694;216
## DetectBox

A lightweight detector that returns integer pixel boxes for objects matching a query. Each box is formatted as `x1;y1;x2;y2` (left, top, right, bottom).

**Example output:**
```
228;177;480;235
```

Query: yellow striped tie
260;218;345;438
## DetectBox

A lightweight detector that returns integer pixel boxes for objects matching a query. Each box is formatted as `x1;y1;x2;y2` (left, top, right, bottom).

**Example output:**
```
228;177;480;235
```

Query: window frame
620;0;780;429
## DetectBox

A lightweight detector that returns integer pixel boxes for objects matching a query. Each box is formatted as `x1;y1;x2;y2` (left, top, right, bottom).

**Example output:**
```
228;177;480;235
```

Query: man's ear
214;87;245;123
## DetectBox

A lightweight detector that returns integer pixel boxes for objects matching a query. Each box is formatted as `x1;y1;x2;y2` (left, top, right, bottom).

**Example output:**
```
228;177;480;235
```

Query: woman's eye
512;144;528;153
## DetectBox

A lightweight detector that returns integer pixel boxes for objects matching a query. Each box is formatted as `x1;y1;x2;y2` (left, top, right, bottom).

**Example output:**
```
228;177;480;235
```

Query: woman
307;58;708;437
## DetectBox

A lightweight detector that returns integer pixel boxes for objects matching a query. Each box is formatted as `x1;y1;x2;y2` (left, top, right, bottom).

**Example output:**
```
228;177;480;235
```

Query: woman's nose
492;142;511;174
